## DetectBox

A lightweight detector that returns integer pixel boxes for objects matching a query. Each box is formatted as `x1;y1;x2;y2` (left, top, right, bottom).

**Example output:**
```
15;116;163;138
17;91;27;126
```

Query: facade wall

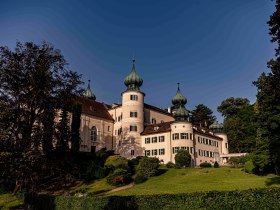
141;132;171;163
79;113;113;152
144;108;174;125
215;133;229;155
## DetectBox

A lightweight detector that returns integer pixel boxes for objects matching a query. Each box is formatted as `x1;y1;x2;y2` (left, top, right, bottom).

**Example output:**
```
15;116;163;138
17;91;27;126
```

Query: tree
137;157;160;177
0;41;83;191
254;0;280;174
175;149;191;168
217;97;250;119
190;104;216;128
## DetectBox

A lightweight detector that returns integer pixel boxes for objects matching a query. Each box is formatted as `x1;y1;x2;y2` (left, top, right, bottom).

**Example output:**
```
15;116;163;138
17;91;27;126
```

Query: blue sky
0;0;275;122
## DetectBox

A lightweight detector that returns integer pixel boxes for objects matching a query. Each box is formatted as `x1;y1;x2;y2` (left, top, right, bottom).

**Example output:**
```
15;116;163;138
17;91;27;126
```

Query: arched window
90;126;97;142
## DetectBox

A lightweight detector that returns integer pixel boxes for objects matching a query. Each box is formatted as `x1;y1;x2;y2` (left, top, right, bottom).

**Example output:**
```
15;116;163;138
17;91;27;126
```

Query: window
130;95;138;101
90;126;97;141
190;147;193;154
198;149;202;156
159;148;165;155
145;138;150;144
216;142;219;147
108;126;110;132
181;146;187;150
159;136;165;142
130;125;137;132
131;150;135;156
203;138;205;144
181;133;188;139
152;118;157;124
209;140;212;145
118;116;121;122
190;133;193;140
118;127;122;135
152;149;157;156
130;111;137;117
172;147;180;154
206;139;209;145
198;137;201;143
172;133;179;140
225;143;228;148
145;150;150;156
152;137;157;143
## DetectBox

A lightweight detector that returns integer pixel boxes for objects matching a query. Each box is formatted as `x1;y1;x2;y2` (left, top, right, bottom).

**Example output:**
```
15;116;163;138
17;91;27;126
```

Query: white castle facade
77;60;229;166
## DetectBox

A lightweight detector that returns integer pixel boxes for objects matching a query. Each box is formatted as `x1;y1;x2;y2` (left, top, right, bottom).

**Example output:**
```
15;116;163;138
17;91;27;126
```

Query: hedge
25;188;280;210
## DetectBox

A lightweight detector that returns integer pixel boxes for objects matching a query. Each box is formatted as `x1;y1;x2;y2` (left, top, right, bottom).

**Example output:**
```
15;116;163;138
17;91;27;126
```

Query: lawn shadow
265;176;280;186
156;168;168;176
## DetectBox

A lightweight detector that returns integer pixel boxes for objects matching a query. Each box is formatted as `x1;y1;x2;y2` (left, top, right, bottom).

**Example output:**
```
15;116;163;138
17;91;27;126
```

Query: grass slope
111;167;280;196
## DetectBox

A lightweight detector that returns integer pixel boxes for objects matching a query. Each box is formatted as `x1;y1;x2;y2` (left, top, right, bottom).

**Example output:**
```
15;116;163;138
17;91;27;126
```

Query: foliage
253;0;280;174
24;188;280;210
128;156;144;174
228;157;241;167
70;103;82;152
199;162;212;168
0;41;83;191
190;104;216;128
166;161;175;168
134;174;148;184
214;161;219;168
174;149;191;168
137;157;160;177
244;160;255;174
104;155;128;171
106;169;131;186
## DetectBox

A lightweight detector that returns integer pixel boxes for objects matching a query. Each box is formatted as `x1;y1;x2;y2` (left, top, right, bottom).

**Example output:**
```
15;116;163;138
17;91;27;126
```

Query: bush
104;155;128;171
25;188;280;210
175;149;191;168
106;169;131;186
214;161;219;168
200;162;212;168
137;157;160;177
245;160;255;174
166;161;175;168
134;174;148;184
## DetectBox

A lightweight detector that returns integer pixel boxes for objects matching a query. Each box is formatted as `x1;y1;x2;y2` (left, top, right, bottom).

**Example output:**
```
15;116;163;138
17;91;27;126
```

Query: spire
172;83;187;108
124;59;143;91
83;80;96;100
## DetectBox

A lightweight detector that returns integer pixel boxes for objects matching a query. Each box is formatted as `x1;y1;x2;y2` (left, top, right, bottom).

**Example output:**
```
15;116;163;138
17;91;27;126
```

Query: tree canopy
190;104;216;128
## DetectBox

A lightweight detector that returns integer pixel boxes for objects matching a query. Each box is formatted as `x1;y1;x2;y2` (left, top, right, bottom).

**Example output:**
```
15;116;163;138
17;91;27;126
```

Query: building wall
79;113;114;152
142;132;171;163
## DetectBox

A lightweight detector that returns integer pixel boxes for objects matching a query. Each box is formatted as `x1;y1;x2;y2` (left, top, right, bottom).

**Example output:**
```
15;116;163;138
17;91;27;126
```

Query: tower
209;121;229;155
120;59;145;157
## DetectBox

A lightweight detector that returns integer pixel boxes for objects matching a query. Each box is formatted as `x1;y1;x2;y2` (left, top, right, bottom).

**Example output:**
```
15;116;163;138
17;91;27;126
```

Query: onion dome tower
172;83;187;110
121;59;145;157
209;121;224;133
124;59;143;91
83;80;96;100
174;104;189;121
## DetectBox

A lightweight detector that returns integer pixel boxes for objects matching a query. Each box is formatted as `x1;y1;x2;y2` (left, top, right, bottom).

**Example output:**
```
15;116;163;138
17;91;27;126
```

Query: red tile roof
141;121;173;135
77;97;114;121
193;126;223;140
144;103;173;117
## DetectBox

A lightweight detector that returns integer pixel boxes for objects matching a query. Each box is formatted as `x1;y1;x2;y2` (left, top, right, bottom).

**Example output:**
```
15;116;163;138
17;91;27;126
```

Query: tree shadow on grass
156;168;168;176
265;176;280;186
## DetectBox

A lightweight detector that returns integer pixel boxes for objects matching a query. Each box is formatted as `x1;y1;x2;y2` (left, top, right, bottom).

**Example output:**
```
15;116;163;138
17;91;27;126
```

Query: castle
77;60;229;166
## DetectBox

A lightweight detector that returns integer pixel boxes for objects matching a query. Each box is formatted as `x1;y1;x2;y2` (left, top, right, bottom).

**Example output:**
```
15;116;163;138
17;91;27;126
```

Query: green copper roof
172;83;187;106
124;59;143;91
174;104;189;121
209;121;224;132
83;80;96;100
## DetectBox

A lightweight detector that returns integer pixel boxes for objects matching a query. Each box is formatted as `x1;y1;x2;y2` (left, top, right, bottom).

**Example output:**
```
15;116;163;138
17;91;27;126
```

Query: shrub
104;155;128;171
166;161;175;168
134;174;148;184
214;161;219;168
239;154;252;165
137;157;160;177
245;160;255;174
229;157;241;167
175;149;191;168
200;162;212;168
106;169;131;186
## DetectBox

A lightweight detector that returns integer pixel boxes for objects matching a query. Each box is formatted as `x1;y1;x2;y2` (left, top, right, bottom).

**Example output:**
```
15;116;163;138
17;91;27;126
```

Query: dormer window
152;118;156;124
154;126;159;131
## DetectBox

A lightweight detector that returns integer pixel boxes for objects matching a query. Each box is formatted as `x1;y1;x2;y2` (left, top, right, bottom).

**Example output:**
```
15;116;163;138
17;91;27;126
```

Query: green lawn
110;167;280;196
0;193;24;210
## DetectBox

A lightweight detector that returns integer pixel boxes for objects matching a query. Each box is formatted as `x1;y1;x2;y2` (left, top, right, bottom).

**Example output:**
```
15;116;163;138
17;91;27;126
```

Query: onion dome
124;59;143;91
174;104;189;121
172;83;187;107
83;80;96;100
209;121;224;133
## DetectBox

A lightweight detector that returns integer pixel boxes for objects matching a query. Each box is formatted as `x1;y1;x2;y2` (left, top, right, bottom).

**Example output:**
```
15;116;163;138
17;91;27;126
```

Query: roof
144;103;173;117
193;126;223;140
141;121;173;135
77;97;114;121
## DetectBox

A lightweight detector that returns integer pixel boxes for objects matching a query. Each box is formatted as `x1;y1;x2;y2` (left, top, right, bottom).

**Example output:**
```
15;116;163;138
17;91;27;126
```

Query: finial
177;82;180;91
88;79;91;85
132;52;135;63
